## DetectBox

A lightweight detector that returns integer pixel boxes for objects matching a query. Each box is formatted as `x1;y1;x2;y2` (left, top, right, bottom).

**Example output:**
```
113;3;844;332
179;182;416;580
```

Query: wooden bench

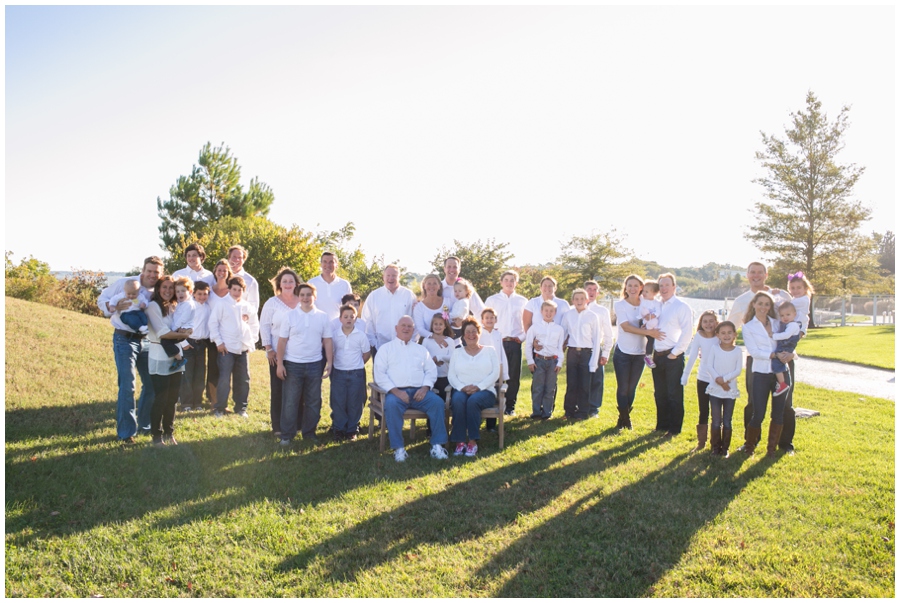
367;383;451;452
445;381;508;450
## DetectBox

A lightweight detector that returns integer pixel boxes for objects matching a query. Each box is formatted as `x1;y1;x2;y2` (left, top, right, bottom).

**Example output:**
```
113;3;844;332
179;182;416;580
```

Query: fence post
841;298;846;327
873;295;878;326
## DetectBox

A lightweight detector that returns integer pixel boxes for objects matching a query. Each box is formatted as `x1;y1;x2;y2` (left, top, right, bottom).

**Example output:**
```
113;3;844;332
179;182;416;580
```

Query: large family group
99;245;812;461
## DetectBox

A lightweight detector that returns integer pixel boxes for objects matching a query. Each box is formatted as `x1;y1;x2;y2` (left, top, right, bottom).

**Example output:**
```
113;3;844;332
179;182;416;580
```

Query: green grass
5;297;895;597
798;325;895;370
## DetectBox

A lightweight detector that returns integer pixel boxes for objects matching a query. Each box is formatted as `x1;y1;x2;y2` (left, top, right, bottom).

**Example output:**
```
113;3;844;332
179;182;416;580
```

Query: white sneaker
430;444;448;460
394;448;409;463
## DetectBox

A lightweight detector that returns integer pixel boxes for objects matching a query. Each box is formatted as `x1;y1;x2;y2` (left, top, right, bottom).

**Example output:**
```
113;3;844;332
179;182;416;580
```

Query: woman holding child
612;275;658;430
146;275;191;445
259;268;303;436
739;291;793;456
448;317;500;458
414;274;448;341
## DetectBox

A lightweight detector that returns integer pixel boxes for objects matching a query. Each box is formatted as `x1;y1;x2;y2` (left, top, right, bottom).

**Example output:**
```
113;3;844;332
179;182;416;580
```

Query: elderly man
441;256;485;318
726;261;796;453
584;280;615;418
485;270;528;416
97;256;164;443
361;265;417;354
309;251;353;321
373;316;449;462
650;273;694;436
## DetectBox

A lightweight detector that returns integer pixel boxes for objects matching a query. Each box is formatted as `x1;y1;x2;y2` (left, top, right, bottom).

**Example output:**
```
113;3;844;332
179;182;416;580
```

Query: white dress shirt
524;320;565;368
704;345;744;399
479;328;510;381
562;308;600;372
524;296;570;327
308;274;353;321
97;276;155;331
172;266;213;283
208;296;260;354
613;298;646;356
484;290;528;341
360;286;417;349
742;316;777;374
190;301;211;340
587;301;615;360
332;327;370;371
654;295;694;357
448;345;500;392
373;337;437;390
279;306;331;363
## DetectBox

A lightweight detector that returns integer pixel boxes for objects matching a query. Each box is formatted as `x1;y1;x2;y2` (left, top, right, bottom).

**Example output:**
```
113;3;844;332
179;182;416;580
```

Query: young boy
179;281;211;412
639;280;662;368
208;276;260;418
162;277;196;370
561;289;601;421
330;303;372;441
480;307;511;429
525;301;565;420
772;302;802;397
109;279;150;335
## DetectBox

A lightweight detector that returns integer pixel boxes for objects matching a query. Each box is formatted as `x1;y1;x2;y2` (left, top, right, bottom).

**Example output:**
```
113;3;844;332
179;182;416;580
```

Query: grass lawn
798;325;895;370
5;297;895;597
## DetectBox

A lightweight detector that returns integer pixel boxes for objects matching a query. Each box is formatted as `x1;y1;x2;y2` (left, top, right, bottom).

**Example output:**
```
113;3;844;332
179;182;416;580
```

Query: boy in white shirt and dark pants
525;301;565;420
561;289;601;421
209;276;260;418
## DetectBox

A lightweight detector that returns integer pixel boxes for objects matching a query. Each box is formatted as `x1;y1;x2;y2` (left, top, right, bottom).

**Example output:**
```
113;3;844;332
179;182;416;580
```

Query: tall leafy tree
157;142;274;253
555;229;632;294
430;239;514;297
315;222;396;299
746;92;871;296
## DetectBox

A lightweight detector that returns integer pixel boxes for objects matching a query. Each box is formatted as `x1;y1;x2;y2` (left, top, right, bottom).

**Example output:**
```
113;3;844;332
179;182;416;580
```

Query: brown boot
709;426;720;455
767;423;784;457
695;424;708;451
740;427;761;455
721;428;732;458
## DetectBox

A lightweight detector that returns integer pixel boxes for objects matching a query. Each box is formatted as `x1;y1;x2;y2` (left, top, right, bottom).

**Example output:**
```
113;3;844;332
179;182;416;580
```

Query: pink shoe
774;382;790;397
644;356;656;369
454;442;467;456
465;442;478;457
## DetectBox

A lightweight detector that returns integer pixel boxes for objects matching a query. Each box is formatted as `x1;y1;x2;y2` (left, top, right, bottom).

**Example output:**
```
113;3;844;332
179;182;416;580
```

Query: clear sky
5;5;896;276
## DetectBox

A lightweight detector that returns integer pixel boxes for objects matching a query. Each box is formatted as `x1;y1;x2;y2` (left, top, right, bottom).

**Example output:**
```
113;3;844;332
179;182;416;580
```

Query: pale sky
5;5;896;276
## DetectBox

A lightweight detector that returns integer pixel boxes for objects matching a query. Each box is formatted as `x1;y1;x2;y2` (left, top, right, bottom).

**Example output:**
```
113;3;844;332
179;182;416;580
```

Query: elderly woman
414;274;448;341
259;267;303;436
739;291;794;456
146;275;191;445
611;275;656;430
448;317;500;458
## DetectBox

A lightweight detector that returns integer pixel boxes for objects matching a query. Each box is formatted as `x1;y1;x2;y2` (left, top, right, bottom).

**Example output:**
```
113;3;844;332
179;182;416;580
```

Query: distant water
599;296;732;322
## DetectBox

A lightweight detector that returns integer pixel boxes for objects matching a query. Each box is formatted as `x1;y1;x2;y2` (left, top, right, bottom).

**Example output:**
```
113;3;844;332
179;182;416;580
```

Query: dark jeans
612;346;645;412
112;332;154;439
216;350;250;413
205;339;220;404
281;359;324;440
450;388;498;442
502;340;523;410
651;351;684;434
530;357;558;418
563;347;592;419
269;362;301;433
696;379;710;425
150;372;182;438
179;338;207;409
744;357;796;448
589;362;605;415
330;368;367;434
748;370;788;429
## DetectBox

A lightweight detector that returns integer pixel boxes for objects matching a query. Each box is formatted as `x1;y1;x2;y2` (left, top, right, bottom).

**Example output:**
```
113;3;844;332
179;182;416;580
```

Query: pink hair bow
788;271;805;280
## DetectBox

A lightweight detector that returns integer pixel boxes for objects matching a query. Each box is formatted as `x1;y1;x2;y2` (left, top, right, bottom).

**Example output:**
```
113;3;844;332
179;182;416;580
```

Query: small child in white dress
450;278;473;337
639;280;662;368
109;279;151;335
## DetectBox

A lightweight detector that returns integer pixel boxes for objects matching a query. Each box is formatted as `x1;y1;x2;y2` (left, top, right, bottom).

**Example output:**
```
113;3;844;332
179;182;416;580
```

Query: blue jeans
281;360;324;440
651;351;685;434
709;395;736;430
330;368;367;434
530;357;558;418
112;332;154;439
179;339;207;409
612;347;644;412
120;310;148;332
450;388;497;442
563;348;592;419
216;351;250;413
384;387;448;451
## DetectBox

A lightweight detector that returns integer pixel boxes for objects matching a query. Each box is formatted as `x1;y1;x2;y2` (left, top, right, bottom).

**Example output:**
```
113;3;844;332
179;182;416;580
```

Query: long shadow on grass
5;400;117;444
476;448;775;596
274;431;662;588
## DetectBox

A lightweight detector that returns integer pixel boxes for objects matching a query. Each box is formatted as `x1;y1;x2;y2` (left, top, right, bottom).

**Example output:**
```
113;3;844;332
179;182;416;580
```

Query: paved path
793;356;895;401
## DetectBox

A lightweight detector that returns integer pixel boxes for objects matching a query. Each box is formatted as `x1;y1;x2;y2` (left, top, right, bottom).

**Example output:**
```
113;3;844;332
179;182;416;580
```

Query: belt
114;329;144;340
654;349;673;356
502;337;522;344
535;354;558;361
568;347;592;352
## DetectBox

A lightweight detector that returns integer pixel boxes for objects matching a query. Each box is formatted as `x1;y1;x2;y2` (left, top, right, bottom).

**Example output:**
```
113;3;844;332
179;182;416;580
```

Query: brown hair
430;313;454;338
173;276;194;292
227;276;247;291
151;275;177;317
460;316;481;341
696;309;718;334
212;259;234;282
621;274;644;299
184;243;206;262
715;321;736;334
270;267;301;295
743;291;778;326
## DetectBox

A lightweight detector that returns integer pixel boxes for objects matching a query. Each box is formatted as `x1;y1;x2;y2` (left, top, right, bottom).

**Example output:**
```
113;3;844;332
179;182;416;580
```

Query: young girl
450;279;473;337
680;310;719;451
770;272;814;396
705;321;743;457
787;271;814;333
423;313;458;396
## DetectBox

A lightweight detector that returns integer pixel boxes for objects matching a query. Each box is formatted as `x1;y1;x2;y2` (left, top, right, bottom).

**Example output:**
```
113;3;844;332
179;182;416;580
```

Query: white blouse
743;316;778;374
613;298;646;356
448;345;500;392
681;333;720;386
146;301;184;376
259;295;299;349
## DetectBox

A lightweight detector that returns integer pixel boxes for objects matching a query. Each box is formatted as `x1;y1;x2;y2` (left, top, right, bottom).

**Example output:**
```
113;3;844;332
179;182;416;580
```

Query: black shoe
504;409;516;417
